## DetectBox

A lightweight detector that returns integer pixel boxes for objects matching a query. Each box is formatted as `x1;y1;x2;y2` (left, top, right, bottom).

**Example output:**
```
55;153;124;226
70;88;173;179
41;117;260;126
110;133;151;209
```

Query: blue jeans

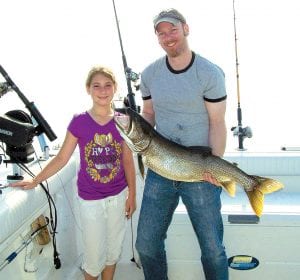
136;169;228;280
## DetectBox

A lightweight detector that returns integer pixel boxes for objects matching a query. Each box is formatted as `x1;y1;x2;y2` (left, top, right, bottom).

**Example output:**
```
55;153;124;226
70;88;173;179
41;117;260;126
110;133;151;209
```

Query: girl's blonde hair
85;66;118;90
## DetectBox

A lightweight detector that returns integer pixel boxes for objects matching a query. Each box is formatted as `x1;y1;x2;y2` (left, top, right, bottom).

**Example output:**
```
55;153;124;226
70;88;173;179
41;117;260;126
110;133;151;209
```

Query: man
135;8;229;280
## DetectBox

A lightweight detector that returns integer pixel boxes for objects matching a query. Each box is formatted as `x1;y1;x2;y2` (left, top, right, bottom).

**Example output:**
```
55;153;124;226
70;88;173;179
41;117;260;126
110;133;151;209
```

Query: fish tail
245;189;264;217
252;176;284;194
246;176;284;217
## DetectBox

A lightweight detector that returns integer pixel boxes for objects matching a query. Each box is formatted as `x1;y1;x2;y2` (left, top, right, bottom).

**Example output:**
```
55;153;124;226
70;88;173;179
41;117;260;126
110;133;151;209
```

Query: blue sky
1;0;300;151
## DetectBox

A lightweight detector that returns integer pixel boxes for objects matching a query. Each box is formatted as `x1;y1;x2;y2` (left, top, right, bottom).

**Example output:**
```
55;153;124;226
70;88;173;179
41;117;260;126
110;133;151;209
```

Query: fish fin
221;181;236;197
245;176;284;217
252;175;284;194
245;189;264;217
187;146;212;156
137;154;145;179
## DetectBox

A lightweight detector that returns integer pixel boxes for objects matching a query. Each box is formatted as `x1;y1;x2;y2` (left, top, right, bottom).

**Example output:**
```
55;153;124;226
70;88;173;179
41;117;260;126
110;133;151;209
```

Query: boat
1;1;300;279
0;146;300;280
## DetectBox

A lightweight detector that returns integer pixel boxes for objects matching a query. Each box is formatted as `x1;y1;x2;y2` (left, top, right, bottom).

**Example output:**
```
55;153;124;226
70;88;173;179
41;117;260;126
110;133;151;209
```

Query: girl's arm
10;131;78;190
122;141;136;218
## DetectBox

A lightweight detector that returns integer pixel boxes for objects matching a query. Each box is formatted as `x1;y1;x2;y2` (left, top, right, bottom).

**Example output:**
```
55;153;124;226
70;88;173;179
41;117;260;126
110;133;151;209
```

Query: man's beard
165;42;186;58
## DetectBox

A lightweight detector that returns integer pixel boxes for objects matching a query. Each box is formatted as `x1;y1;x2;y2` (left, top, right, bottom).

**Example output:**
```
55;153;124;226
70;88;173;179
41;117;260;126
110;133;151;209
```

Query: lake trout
114;107;283;217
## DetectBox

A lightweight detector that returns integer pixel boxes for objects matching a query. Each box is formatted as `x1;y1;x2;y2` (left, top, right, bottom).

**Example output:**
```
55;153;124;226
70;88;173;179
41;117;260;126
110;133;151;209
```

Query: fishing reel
125;67;140;91
125;67;139;83
231;125;253;151
231;125;252;138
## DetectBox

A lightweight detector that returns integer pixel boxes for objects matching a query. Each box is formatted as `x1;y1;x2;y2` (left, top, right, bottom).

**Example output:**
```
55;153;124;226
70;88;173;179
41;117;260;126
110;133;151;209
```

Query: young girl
11;66;137;280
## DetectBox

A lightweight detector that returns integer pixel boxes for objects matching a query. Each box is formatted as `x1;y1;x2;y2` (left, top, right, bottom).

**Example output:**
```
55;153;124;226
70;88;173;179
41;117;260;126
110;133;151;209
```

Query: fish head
114;107;152;153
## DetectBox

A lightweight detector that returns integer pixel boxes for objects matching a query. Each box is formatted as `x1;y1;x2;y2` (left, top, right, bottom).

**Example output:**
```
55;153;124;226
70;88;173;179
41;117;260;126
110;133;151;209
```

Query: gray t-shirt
140;52;227;147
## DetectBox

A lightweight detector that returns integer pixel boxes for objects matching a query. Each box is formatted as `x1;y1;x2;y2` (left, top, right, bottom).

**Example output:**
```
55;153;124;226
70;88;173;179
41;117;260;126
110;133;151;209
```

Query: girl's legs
79;198;106;279
84;271;98;280
79;188;127;280
101;264;116;280
104;188;127;279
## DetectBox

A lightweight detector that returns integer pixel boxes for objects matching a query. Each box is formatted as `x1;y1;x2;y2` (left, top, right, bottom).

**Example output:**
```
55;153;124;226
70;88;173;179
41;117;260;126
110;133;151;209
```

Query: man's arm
205;99;227;157
142;99;156;127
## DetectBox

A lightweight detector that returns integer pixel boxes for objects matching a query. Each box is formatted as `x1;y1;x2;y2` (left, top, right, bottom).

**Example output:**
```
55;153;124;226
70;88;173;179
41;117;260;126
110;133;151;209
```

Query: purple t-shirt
68;112;127;200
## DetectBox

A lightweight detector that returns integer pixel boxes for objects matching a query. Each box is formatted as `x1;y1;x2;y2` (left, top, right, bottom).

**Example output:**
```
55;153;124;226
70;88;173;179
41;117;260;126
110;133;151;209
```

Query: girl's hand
125;195;136;219
9;179;38;190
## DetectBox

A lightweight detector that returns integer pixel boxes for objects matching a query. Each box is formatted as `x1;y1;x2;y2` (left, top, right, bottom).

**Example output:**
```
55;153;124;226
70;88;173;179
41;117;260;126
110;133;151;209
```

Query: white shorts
78;188;127;277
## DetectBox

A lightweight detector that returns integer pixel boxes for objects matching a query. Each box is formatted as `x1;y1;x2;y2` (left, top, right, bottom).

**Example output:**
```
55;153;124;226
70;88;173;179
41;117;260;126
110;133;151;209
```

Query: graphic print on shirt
85;132;122;183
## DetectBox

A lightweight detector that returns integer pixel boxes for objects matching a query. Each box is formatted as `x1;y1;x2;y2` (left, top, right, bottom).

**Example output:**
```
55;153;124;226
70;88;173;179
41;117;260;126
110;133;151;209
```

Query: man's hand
203;172;222;187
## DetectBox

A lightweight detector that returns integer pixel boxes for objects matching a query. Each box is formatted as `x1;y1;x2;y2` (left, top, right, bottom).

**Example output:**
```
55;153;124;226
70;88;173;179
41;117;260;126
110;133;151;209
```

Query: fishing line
130;217;141;269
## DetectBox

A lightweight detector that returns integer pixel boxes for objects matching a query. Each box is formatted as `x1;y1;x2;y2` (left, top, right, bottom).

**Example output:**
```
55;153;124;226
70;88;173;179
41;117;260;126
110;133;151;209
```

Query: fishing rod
0;216;50;271
111;0;141;269
111;0;139;112
231;0;252;150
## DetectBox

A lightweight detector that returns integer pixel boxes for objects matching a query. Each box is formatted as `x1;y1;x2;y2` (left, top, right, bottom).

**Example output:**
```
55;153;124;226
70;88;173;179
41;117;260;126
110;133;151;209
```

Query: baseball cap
153;8;186;30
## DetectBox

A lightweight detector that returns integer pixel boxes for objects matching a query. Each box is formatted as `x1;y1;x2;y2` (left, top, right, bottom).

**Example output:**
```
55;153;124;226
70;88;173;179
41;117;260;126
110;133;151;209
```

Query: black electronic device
0;110;36;163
